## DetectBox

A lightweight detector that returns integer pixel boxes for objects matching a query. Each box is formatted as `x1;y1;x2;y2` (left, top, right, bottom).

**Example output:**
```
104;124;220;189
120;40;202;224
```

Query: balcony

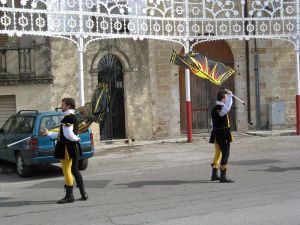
0;46;53;85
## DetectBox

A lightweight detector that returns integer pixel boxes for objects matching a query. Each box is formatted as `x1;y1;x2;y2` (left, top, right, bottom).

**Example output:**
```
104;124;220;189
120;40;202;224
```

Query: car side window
2;117;14;134
40;115;63;130
18;116;36;134
9;117;23;134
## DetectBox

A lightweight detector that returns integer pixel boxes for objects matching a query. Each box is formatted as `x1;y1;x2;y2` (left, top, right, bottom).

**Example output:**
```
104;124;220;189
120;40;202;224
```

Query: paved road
1;135;300;225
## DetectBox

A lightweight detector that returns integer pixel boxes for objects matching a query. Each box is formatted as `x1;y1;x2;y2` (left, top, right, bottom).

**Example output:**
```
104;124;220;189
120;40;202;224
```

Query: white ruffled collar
63;109;75;115
216;101;225;106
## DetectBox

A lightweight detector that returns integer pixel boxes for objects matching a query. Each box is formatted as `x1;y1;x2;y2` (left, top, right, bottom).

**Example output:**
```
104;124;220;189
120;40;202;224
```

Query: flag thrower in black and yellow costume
170;50;245;105
171;50;236;183
41;83;110;204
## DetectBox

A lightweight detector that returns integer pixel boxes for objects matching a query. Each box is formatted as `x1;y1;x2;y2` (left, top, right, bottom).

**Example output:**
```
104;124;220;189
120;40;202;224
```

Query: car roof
38;111;64;116
14;111;64;117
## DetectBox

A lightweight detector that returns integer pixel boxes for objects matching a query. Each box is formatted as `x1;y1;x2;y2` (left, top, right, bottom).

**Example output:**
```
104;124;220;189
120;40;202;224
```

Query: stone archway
90;46;132;75
90;46;132;140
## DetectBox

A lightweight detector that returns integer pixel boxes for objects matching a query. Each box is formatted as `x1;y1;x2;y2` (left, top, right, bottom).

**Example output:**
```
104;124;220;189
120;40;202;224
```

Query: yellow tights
60;148;73;186
212;143;227;170
212;143;222;168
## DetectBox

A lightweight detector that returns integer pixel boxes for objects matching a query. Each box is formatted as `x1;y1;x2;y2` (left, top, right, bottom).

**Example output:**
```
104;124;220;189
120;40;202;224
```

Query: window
18;116;36;134
2;116;14;134
40;115;63;130
8;116;23;134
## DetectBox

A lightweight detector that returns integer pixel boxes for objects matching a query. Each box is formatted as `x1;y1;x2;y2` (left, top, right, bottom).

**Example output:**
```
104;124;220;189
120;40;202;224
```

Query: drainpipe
254;39;261;129
244;1;253;126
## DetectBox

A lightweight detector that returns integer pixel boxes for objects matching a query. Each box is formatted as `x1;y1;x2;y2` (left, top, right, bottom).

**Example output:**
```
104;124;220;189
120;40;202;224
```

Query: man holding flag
209;90;234;183
170;50;243;183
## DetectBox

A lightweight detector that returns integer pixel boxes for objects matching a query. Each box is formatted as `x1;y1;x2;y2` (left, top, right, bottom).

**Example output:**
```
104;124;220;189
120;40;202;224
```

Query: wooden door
179;40;236;133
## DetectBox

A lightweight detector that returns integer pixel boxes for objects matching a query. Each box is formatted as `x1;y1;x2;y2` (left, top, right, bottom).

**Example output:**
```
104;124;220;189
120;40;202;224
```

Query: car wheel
78;159;88;170
16;152;31;177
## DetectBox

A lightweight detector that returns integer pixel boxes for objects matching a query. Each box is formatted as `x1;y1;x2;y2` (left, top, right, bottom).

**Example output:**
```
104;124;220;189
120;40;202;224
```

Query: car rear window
40;115;63;130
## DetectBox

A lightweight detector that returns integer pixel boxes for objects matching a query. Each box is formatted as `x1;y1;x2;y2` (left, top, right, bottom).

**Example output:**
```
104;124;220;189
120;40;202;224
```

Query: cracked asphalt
1;134;300;225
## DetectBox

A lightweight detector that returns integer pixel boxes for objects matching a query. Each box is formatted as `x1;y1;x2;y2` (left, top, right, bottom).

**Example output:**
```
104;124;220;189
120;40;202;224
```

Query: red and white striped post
185;42;192;142
296;39;300;135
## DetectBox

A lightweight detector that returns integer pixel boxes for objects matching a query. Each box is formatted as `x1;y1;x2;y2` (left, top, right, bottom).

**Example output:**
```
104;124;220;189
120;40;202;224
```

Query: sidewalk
244;129;296;137
94;129;297;153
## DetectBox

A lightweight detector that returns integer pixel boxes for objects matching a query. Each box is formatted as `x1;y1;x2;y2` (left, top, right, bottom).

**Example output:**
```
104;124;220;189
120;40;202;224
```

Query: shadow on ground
27;180;111;189
230;159;281;166
116;180;216;188
249;166;300;173
0;200;58;207
0;159;62;182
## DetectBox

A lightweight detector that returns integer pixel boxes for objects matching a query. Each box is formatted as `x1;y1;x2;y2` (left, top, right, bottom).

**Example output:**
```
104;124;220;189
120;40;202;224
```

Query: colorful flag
170;50;235;86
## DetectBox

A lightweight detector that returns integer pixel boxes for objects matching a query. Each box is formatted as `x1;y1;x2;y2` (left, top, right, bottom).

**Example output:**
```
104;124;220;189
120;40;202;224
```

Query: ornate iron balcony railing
0;0;299;49
0;46;53;85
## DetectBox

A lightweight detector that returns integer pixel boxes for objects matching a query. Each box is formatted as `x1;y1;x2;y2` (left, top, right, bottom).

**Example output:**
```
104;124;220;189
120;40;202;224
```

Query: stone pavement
1;132;300;225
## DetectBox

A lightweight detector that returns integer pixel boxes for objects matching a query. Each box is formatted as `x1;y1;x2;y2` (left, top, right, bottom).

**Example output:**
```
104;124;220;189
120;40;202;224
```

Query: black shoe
80;189;88;201
211;166;220;181
57;185;75;204
78;185;88;201
220;169;234;183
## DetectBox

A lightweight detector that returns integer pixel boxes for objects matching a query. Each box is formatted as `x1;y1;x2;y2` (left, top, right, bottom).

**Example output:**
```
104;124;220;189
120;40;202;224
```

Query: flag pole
7;136;32;148
221;86;246;105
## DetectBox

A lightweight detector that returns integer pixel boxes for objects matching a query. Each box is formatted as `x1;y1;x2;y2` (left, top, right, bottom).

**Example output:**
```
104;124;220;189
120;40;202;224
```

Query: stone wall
148;40;182;139
0;84;53;112
85;39;153;141
227;40;248;131
247;40;296;129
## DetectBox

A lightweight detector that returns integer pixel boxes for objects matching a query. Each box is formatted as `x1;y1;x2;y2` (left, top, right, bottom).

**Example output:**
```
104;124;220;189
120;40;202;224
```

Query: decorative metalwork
0;0;299;49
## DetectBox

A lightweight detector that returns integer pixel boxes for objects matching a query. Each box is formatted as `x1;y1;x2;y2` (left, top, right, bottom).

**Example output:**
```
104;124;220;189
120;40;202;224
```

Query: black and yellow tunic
209;104;233;145
54;114;82;160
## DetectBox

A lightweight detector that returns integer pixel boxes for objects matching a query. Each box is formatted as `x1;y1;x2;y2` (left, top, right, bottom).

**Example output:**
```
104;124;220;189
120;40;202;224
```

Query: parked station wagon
0;110;95;177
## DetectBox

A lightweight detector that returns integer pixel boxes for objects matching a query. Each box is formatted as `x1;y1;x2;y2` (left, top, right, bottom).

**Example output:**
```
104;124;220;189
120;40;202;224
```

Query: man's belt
212;127;231;130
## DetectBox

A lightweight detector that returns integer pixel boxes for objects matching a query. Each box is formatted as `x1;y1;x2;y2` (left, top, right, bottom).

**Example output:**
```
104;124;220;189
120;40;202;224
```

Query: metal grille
98;54;125;140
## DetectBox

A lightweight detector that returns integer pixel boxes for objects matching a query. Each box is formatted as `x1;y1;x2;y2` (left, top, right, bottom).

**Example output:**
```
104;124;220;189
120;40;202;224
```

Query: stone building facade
0;35;297;142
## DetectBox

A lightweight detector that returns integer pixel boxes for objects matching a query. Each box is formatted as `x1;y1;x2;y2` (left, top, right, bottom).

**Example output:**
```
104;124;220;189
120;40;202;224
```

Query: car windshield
40;115;63;130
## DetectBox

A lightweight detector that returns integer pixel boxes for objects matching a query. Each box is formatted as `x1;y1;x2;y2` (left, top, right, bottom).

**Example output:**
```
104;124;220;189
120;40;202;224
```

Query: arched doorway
98;54;126;140
179;40;236;133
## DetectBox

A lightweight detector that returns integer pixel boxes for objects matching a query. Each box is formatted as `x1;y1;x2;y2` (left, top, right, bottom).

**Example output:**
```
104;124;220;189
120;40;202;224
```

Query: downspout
254;39;261;129
244;1;253;126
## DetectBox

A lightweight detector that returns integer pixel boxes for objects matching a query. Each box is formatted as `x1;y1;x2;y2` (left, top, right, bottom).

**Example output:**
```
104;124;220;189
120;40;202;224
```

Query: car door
38;114;62;158
0;116;14;161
